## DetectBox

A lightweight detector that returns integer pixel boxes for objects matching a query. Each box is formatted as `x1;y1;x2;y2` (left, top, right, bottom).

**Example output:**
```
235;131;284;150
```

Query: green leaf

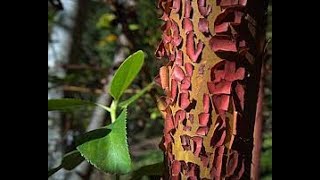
48;98;93;111
62;150;85;170
129;24;139;31
109;50;145;100
48;150;85;177
118;82;154;108
77;109;132;174
96;13;116;29
130;162;164;180
48;127;113;177
75;127;112;146
48;98;111;112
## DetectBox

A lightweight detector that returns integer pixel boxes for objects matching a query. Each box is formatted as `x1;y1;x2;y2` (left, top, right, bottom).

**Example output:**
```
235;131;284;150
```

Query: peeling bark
155;0;268;179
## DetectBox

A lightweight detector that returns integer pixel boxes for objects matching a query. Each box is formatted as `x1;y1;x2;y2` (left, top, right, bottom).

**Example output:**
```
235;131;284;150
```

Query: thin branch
62;64;108;72
63;85;103;94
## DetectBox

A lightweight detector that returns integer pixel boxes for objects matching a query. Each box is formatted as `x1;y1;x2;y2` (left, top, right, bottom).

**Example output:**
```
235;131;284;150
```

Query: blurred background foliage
48;0;271;179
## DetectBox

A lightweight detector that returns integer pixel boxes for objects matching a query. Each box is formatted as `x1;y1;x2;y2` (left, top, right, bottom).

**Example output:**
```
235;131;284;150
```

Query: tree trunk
48;0;80;179
250;60;264;179
155;0;268;179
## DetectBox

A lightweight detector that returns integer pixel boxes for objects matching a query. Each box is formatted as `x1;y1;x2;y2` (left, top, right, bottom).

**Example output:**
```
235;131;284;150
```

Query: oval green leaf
75;127;112;147
77;109;132;174
48;98;111;112
48;98;93;111
130;162;164;180
62;150;85;170
48;150;85;177
109;50;145;100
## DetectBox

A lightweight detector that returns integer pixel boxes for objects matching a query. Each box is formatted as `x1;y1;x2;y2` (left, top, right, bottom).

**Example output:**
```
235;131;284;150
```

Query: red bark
155;0;268;179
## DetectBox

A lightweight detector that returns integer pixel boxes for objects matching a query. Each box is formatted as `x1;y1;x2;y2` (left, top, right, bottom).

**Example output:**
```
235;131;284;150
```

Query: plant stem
110;100;118;123
48;165;62;177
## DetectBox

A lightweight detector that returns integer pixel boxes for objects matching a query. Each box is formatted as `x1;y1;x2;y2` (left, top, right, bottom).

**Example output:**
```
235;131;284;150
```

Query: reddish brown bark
155;0;268;179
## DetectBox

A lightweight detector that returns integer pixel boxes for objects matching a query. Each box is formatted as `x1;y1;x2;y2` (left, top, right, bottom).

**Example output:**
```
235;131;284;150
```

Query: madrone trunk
155;0;268;179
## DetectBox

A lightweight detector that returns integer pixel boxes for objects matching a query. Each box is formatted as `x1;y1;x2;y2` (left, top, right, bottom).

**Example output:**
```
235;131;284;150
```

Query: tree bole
155;0;268;179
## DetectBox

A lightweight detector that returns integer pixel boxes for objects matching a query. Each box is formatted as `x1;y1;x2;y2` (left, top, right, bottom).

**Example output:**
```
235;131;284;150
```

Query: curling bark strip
155;0;267;179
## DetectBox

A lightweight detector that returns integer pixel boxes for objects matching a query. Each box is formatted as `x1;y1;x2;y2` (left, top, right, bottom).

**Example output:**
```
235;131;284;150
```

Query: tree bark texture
155;0;268;179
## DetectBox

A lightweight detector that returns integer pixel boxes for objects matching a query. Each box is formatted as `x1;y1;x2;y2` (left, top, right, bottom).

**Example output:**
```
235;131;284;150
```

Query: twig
63;85;103;94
